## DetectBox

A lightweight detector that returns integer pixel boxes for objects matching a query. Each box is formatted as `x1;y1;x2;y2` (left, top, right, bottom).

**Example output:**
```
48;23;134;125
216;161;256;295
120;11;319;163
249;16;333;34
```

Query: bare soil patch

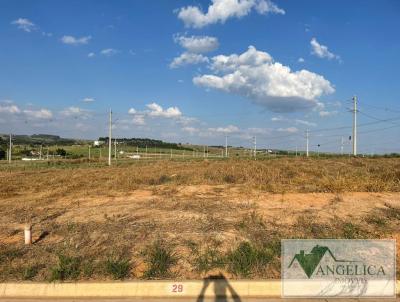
0;158;399;281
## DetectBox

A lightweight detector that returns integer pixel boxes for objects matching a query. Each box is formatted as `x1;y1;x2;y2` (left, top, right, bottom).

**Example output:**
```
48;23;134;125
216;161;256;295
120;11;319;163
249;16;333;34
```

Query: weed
330;194;344;204
50;254;81;281
149;175;171;185
194;246;225;273
82;260;96;278
383;204;400;220
104;257;130;280
23;265;41;280
365;215;387;227
223;174;236;184
143;241;177;279
226;242;273;278
342;222;365;239
0;246;25;264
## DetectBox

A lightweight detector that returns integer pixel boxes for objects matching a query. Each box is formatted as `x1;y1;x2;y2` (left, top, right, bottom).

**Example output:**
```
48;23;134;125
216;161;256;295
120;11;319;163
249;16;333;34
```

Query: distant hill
98;137;193;151
0;134;87;146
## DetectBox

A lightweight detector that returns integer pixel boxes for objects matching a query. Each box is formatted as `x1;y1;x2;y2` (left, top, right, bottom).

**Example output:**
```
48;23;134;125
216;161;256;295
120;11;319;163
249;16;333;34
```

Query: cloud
174;34;219;53
310;38;340;61
208;125;240;134
271;116;316;127
60;107;91;119
146;103;182;118
11;18;36;32
177;0;284;28
87;52;95;58
100;48;119;56
182;126;199;134
193;46;335;112
23;109;53;119
298;57;305;63
132;115;145;125
170;52;209;68
271;116;284;122
0;104;21;114
277;127;298;133
82;97;95;103
128;108;137;115
61;35;91;45
126;103;184;126
294;119;316;127
319;110;338;117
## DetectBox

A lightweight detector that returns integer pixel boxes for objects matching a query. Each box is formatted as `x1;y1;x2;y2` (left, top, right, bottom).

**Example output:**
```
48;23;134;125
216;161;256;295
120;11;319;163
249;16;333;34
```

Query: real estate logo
282;240;396;297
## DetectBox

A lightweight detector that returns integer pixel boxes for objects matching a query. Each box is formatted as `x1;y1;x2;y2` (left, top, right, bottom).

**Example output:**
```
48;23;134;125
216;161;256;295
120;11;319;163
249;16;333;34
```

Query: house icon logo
288;245;353;278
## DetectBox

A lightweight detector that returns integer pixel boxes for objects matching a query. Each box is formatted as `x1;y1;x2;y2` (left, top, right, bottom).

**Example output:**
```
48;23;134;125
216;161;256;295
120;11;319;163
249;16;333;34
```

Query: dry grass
0;157;399;281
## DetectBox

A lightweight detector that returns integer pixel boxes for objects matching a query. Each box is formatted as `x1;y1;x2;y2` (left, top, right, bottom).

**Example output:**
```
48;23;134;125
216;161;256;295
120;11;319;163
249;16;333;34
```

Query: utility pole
341;136;344;155
108;109;112;166
253;136;257;159
225;135;228;158
352;95;357;156
114;139;117;161
306;129;309;157
8;134;12;163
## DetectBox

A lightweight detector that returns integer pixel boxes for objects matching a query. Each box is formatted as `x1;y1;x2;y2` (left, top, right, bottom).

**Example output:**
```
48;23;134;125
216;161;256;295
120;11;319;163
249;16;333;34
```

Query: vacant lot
0;157;399;281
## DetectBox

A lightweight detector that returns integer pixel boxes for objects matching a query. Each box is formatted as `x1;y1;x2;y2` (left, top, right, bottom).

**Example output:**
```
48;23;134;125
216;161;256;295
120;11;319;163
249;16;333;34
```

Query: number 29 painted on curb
171;283;184;293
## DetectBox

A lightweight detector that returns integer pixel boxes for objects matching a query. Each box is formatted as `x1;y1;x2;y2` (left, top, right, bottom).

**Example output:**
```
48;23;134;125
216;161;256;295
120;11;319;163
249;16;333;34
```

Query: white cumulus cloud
208;125;240;134
310;38;340;61
170;52;209;68
60;107;91;118
174;34;219;53
61;35;91;45
193;46;335;112
11;18;36;32
23;109;53;119
0;104;21;114
132;115;145;125
177;0;285;28
147;103;182;118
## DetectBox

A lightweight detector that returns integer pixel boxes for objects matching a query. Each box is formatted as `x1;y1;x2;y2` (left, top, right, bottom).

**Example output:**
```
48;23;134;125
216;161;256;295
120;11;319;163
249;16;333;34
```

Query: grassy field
0;156;399;281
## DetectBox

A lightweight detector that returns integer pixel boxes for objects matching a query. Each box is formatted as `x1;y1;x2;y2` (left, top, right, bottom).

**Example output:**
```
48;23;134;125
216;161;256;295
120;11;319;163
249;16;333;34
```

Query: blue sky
0;0;399;154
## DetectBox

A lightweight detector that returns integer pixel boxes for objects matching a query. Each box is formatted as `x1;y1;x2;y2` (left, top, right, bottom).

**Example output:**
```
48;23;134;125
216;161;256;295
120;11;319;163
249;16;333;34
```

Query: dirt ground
0;158;399;281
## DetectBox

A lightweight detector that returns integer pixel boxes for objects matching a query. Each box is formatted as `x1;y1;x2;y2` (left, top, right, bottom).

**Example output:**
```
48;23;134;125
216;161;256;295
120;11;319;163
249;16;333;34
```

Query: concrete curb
0;280;278;298
0;280;398;298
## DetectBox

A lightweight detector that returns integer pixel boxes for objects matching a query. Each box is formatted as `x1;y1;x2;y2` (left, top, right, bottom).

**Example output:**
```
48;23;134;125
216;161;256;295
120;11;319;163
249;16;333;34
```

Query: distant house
93;140;104;146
